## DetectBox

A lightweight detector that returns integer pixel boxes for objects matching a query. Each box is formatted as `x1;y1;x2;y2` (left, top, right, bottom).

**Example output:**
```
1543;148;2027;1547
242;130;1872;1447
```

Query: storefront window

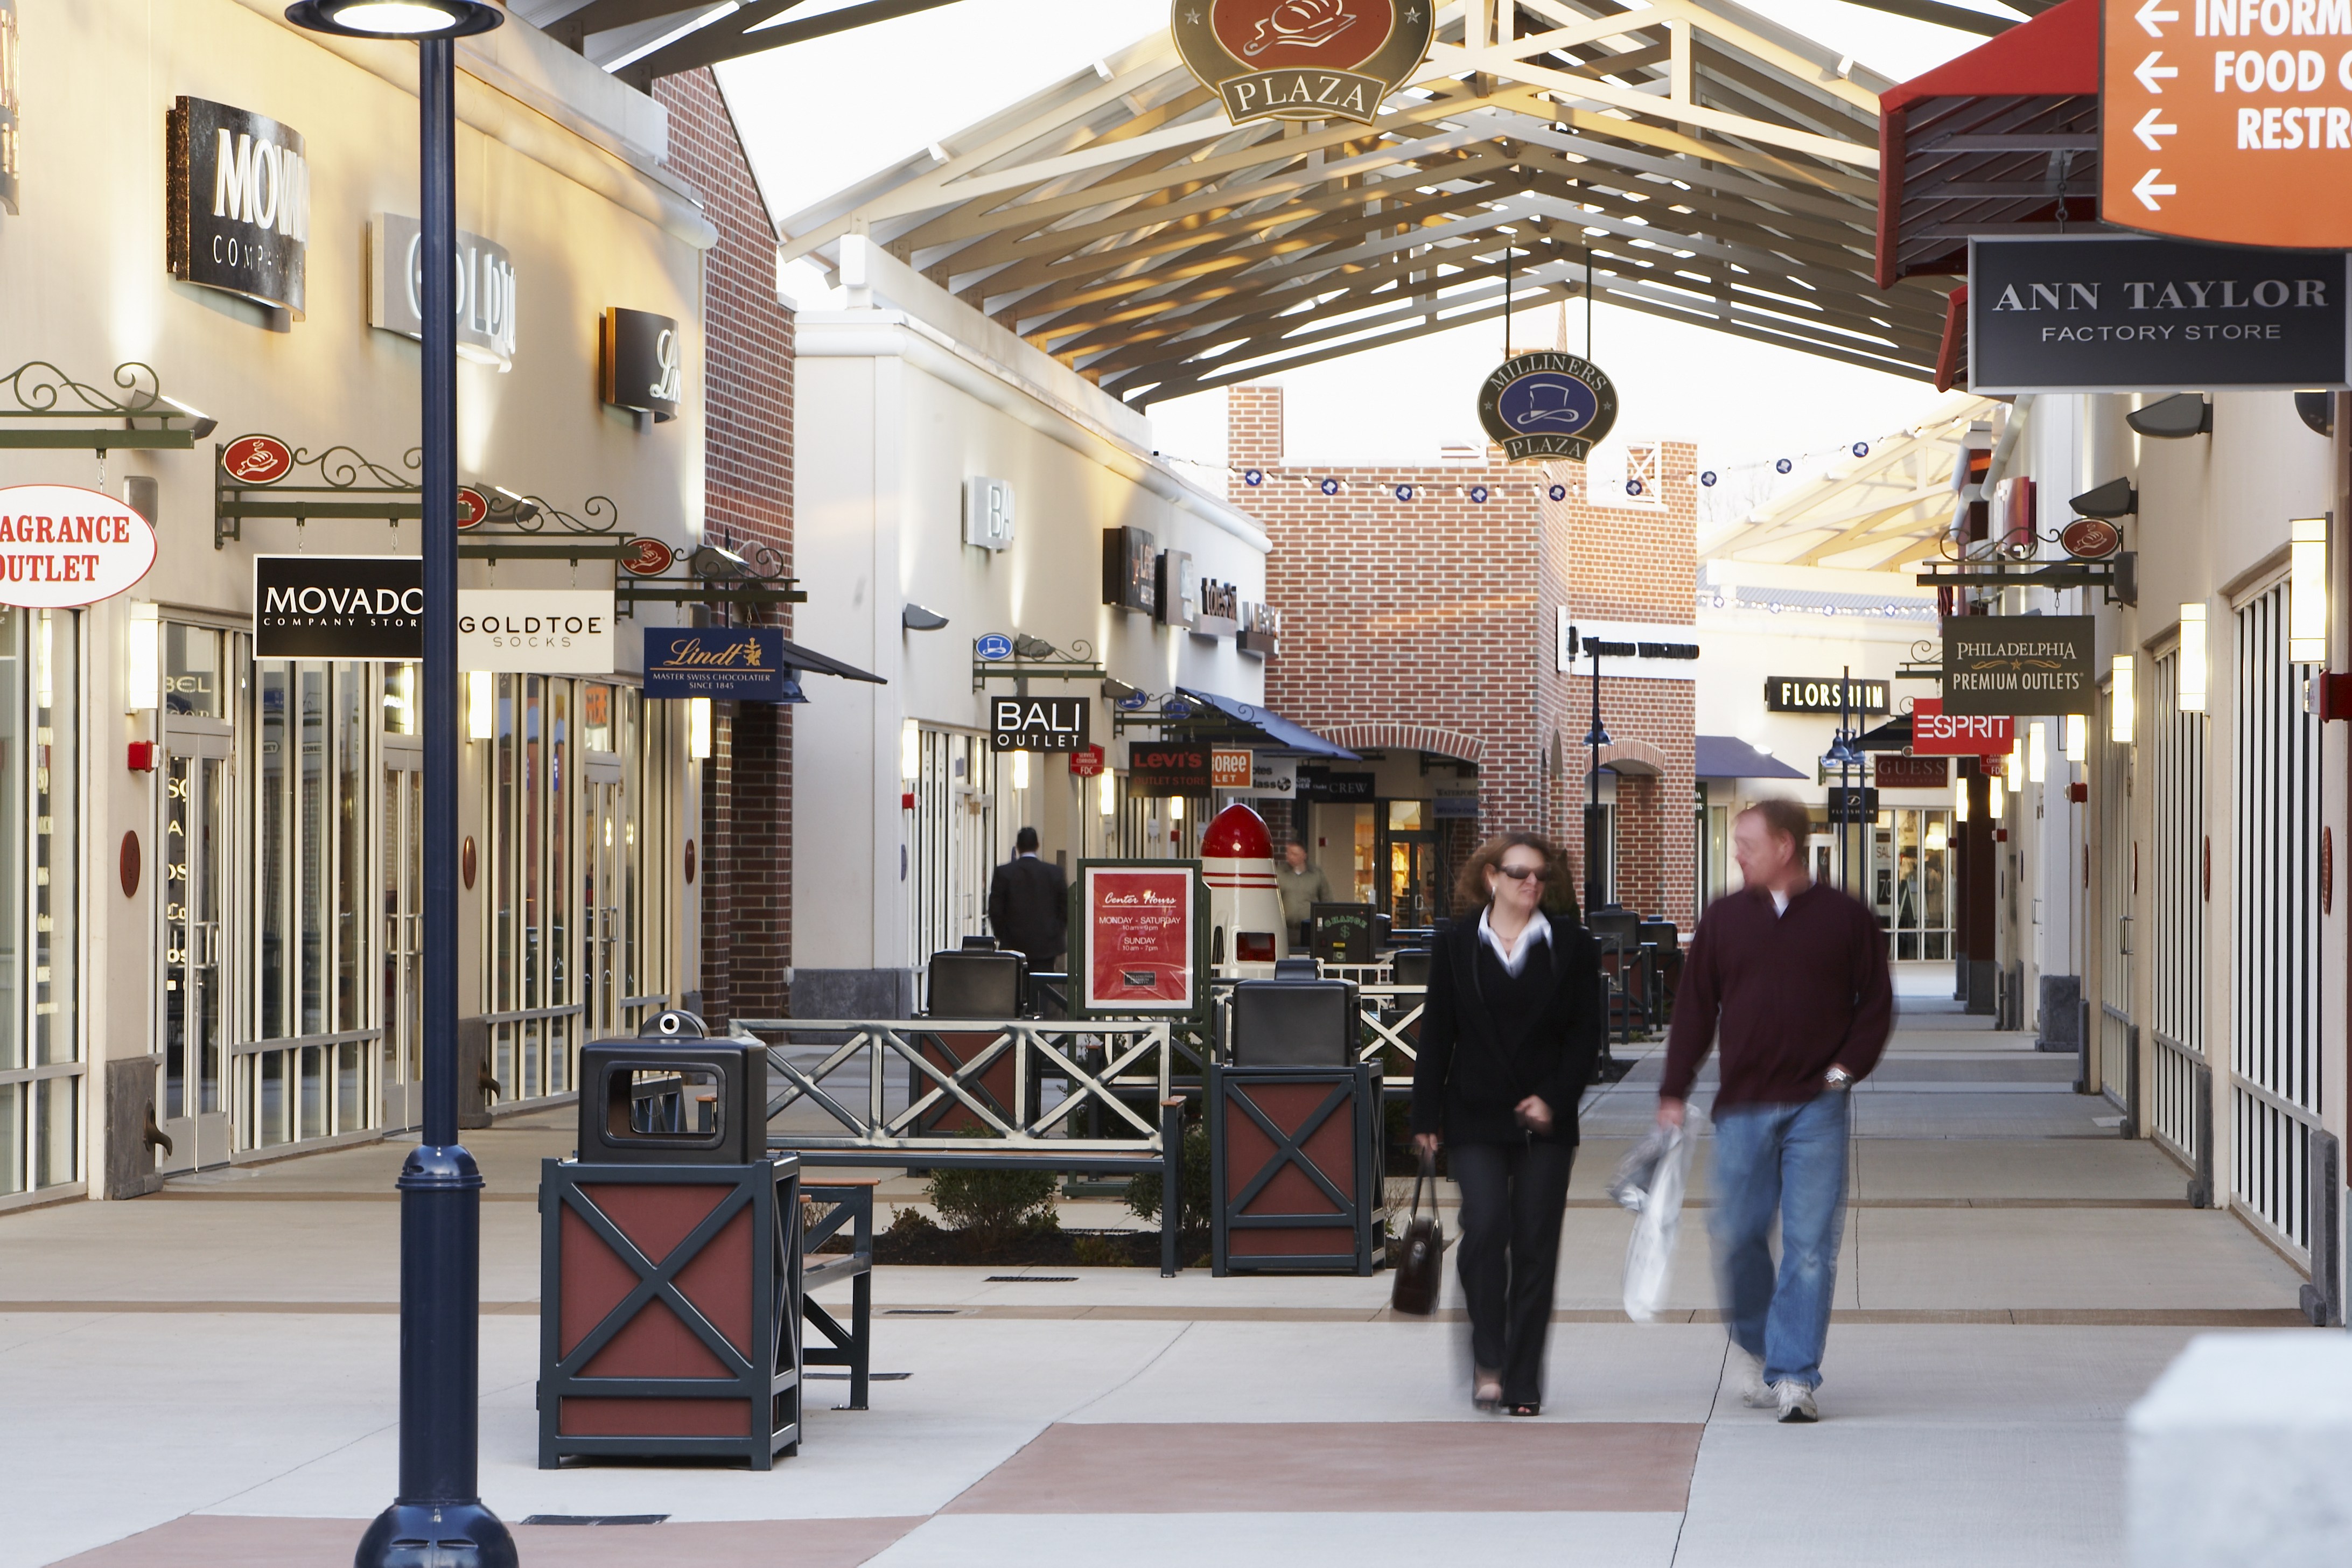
0;608;81;1199
1870;807;1952;961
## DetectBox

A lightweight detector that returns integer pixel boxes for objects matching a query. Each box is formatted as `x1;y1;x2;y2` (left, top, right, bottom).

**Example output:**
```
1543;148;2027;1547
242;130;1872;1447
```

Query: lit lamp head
284;0;506;37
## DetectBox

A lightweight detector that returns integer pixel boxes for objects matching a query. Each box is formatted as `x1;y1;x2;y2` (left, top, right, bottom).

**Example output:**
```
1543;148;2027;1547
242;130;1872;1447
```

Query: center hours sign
1076;862;1203;1016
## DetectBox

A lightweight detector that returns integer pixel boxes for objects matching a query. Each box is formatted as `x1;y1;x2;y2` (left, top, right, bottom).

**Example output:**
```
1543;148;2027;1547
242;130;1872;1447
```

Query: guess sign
0;485;160;607
220;435;294;485
1875;754;1949;790
1910;697;2014;756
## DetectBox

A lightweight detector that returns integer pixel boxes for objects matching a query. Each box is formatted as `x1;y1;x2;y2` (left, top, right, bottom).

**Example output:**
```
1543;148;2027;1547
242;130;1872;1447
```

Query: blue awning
1695;734;1805;780
1175;688;1359;759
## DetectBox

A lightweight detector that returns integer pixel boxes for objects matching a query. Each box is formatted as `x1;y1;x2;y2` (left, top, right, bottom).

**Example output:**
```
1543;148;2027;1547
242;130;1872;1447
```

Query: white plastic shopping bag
1612;1125;1690;1323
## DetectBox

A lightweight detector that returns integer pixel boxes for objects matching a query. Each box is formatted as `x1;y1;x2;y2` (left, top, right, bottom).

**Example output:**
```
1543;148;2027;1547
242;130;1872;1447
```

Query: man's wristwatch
1824;1066;1854;1091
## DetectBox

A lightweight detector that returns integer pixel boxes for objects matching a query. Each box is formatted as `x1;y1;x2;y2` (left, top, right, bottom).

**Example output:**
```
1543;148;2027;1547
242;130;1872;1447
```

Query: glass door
585;762;623;1040
380;737;422;1130
159;633;235;1175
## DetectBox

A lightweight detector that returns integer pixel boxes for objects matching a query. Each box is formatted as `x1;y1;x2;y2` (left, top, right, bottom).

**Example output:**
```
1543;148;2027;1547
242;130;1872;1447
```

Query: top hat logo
1173;0;1431;127
1475;352;1621;464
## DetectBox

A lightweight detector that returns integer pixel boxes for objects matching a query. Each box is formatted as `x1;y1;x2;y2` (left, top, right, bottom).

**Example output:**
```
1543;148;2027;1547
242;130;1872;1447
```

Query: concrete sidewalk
1;1003;2315;1567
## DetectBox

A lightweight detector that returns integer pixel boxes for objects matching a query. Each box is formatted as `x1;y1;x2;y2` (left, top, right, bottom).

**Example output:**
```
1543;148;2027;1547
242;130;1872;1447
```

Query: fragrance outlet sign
458;590;614;674
0;485;159;607
168;96;310;316
254;556;420;659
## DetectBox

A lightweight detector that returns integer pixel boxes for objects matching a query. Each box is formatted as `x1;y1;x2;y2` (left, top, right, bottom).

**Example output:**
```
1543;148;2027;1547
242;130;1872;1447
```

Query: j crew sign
372;213;517;369
603;307;682;421
254;556;420;660
168;97;311;317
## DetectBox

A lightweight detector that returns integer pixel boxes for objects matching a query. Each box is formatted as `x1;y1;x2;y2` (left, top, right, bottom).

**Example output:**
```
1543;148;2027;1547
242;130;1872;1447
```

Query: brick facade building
655;69;795;1023
1229;384;1696;930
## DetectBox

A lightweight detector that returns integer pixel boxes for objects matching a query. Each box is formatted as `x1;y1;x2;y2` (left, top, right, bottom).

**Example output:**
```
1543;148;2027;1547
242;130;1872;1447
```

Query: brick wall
1231;384;1696;929
656;69;796;1023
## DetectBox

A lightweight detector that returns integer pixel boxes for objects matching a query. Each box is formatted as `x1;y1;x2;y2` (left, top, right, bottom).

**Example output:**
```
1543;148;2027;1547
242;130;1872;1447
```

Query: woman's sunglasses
1494;865;1552;881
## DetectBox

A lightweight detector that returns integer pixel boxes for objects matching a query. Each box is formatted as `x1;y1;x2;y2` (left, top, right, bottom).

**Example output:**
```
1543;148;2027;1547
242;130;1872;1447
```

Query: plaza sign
2102;0;2352;248
1969;235;2347;393
1172;0;1436;127
1476;351;1620;463
167;96;311;317
0;485;158;607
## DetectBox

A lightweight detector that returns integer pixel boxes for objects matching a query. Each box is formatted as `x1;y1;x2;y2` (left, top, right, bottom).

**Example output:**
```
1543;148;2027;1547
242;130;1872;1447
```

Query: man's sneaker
1731;1348;1773;1408
1773;1380;1819;1424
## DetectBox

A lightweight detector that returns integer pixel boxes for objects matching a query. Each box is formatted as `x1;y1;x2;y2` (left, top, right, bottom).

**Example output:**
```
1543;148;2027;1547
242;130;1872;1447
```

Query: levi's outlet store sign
167;96;310;317
0;486;158;606
458;591;615;674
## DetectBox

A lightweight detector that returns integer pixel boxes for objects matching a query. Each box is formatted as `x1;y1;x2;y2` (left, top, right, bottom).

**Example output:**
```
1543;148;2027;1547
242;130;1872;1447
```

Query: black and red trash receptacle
538;1009;804;1469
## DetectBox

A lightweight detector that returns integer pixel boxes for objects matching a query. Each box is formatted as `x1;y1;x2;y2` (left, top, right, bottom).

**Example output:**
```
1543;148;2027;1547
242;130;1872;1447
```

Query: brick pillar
1228;384;1285;473
697;709;734;1027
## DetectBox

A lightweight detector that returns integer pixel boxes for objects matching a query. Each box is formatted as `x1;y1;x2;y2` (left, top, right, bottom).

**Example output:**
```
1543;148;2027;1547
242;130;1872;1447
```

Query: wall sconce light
1098;769;1117;816
2063;713;2086;764
125;601;160;713
687;696;712;760
1954;777;1969;823
1989;775;2004;819
2178;603;2208;713
2290;515;2328;662
2111;655;2134;744
1011;751;1031;790
2028;720;2048;783
466;670;495;740
2007;734;2024;793
900;719;921;782
1168;796;1185;821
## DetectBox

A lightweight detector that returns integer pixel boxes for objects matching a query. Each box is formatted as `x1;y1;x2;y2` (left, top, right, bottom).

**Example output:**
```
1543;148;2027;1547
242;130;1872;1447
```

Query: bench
799;1179;877;1409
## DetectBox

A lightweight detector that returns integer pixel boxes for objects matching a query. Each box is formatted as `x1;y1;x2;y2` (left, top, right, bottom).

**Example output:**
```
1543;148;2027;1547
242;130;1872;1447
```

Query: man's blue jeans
1709;1090;1850;1390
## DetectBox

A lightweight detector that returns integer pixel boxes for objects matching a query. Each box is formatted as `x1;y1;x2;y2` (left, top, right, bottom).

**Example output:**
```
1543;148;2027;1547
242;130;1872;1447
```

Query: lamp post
281;5;513;1566
1583;642;1610;920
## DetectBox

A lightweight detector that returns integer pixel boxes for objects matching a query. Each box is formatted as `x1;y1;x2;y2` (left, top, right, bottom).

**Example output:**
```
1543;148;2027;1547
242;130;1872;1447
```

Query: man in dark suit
987;826;1068;967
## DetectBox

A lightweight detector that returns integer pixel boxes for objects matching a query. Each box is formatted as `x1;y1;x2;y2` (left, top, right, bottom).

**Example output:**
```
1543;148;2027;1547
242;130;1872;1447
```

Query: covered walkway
2;1001;2305;1567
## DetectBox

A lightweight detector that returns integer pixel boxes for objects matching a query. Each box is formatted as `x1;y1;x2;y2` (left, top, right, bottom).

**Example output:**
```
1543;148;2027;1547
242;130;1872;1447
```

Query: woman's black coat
1408;915;1605;1147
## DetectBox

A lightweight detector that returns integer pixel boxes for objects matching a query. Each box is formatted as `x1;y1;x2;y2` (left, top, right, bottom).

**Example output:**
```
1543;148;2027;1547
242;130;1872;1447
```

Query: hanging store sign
2100;0;2352;249
1826;787;1881;825
2060;517;2123;559
1156;549;1199;629
1237;756;1298;799
1969;236;2348;393
1298;766;1375;800
1102;526;1158;614
1764;675;1890;715
1172;0;1436;127
1941;615;2096;716
1069;744;1107;779
1128;741;1212;792
167;96;311;317
1076;861;1202;1014
1210;747;1254;788
253;555;419;659
991;695;1090;753
619;536;674;577
1476;351;1620;463
1875;754;1949;790
0;485;159;607
220;435;294;485
1;1;20;217
602;307;682;422
1910;697;2014;755
370;213;517;369
458;590;614;674
643;626;790;701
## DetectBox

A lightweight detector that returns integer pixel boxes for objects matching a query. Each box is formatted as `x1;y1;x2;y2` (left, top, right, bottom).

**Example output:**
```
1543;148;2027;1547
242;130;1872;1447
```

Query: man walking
1660;798;1891;1423
1273;841;1331;951
987;826;1068;969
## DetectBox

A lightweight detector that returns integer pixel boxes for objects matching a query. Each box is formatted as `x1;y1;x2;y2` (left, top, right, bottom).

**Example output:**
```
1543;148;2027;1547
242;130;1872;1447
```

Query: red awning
1875;0;2101;290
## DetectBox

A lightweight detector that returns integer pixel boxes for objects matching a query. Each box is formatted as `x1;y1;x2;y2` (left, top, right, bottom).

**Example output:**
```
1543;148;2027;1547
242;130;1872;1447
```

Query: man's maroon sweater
1662;881;1893;1108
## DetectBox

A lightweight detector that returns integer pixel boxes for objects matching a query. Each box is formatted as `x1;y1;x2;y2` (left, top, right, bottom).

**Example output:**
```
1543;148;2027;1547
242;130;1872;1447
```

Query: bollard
1160;1096;1184;1277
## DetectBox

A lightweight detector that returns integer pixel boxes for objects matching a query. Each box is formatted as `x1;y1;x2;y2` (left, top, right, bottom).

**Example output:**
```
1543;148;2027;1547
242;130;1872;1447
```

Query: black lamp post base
355;1500;517;1568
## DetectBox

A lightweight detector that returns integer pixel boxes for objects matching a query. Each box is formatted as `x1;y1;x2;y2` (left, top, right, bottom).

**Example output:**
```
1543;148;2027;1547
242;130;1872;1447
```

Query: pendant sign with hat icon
1172;0;1434;128
1476;351;1620;463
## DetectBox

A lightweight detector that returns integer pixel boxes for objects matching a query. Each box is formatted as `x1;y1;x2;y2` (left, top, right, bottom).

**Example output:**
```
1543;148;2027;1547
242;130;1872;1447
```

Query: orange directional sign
2103;0;2352;246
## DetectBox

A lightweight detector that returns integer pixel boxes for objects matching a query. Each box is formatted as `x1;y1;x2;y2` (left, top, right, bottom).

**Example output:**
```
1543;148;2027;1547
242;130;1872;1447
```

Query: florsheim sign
1969;235;2348;392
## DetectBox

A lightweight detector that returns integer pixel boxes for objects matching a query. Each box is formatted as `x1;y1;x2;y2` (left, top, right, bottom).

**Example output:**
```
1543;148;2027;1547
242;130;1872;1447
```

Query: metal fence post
1160;1095;1184;1277
2300;1130;2343;1327
2189;1061;2214;1209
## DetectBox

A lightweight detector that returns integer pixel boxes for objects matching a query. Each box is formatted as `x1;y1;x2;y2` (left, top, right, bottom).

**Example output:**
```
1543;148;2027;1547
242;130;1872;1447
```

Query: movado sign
1942;615;2096;716
602;307;682;421
1172;0;1436;127
372;213;517;369
254;556;419;660
167;96;311;317
1969;235;2348;393
458;590;614;674
992;695;1090;753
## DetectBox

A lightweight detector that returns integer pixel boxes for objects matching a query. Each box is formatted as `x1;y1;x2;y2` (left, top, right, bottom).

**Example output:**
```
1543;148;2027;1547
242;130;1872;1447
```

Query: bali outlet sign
457;590;614;675
0;485;159;607
1476;352;1620;462
254;555;420;660
1941;615;2096;716
991;695;1090;753
167;96;311;317
1969;235;2348;393
1172;0;1435;127
372;213;517;369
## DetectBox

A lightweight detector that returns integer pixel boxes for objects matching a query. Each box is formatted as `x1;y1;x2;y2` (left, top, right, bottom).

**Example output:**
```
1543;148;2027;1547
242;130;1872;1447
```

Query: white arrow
2136;0;2178;37
2135;51;2177;93
2133;107;2177;151
2134;167;2176;210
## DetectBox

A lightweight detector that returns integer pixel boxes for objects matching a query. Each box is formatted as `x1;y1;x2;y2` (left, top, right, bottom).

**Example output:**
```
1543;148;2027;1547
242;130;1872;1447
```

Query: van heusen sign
991;695;1090;753
372;213;517;369
1942;615;2096;716
0;485;159;607
458;590;614;674
1764;675;1890;715
643;626;791;701
254;555;419;659
1969;236;2349;393
167;96;311;317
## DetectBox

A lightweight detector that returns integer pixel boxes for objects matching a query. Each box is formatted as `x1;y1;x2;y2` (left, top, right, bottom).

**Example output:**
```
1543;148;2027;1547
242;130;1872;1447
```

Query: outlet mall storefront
0;0;729;1208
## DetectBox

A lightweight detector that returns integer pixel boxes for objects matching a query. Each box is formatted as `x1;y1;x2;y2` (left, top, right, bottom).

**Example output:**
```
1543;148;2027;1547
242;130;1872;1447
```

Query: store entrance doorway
380;738;423;1132
1378;800;1440;931
158;725;234;1173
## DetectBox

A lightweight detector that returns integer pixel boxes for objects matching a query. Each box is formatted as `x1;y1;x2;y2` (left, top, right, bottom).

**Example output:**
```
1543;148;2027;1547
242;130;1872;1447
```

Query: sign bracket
0;362;207;455
1915;550;2136;606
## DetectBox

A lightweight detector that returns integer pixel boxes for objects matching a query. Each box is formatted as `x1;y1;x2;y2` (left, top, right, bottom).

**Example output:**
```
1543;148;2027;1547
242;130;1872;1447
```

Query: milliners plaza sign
1172;0;1435;126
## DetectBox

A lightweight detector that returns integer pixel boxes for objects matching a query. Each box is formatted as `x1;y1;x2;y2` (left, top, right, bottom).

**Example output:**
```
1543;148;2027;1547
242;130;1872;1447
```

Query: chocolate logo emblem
1173;0;1432;127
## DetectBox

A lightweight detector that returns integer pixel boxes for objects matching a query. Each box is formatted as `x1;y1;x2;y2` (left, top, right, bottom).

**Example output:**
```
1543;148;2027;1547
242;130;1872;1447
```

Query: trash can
539;1009;804;1469
1209;977;1382;1276
911;949;1027;1135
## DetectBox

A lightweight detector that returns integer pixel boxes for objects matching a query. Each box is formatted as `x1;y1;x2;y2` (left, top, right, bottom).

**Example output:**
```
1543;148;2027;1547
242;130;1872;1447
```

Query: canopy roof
777;1;1963;405
1173;688;1359;759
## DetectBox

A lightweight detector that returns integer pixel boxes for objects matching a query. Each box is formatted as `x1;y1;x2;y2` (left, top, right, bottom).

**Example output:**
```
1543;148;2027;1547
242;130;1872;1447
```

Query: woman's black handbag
1390;1153;1446;1315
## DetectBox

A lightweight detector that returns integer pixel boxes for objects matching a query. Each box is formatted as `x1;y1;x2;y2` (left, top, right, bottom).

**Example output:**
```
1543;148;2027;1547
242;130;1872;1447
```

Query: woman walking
1410;832;1605;1416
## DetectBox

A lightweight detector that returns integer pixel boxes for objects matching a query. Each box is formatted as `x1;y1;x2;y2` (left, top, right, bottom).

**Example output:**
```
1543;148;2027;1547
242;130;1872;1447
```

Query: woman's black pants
1450;1138;1575;1406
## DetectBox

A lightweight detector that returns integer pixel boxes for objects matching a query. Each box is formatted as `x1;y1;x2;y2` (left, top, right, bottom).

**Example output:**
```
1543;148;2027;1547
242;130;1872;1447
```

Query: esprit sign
1909;697;2015;755
991;695;1090;753
458;590;614;674
371;213;517;369
0;485;158;607
167;97;311;317
1172;0;1436;127
2102;0;2352;247
254;555;421;660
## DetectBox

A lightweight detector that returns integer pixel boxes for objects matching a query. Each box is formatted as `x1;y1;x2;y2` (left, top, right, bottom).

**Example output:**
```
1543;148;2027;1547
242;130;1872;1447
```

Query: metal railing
1355;984;1425;1080
736;1017;1174;1161
2151;1031;2213;1207
2099;1003;2138;1137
